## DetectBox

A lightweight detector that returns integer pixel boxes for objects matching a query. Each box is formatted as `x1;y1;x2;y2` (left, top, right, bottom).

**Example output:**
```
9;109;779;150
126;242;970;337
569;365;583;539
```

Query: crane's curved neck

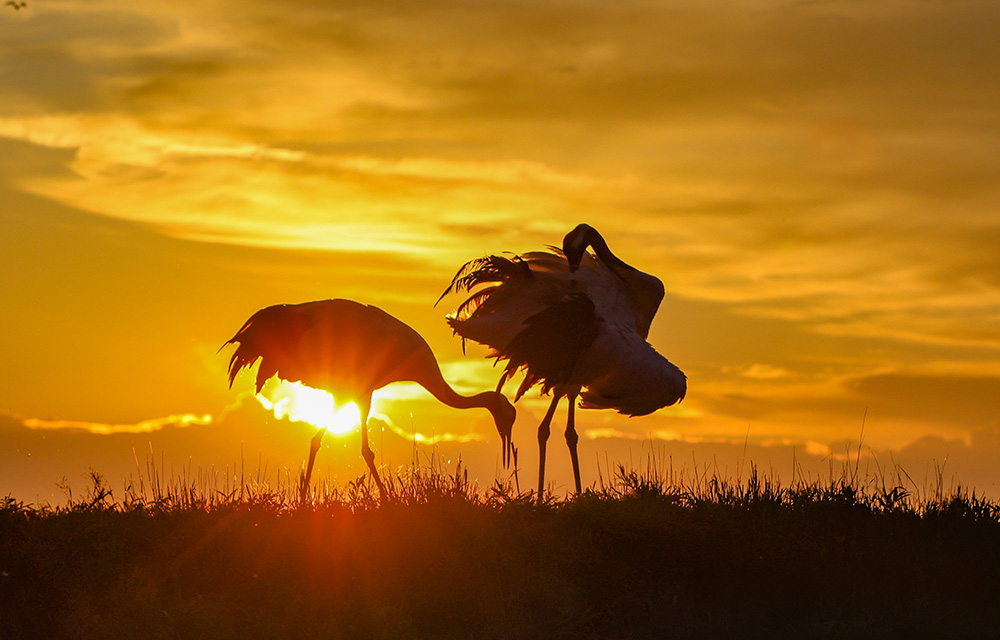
416;365;493;412
584;226;631;273
565;223;633;276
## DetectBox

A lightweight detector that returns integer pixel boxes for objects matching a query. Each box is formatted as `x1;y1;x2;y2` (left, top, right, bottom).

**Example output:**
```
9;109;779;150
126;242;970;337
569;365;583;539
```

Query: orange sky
3;0;1000;502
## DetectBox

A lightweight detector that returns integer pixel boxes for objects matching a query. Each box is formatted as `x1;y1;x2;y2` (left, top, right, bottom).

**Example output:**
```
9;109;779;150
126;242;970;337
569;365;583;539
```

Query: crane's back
225;299;436;399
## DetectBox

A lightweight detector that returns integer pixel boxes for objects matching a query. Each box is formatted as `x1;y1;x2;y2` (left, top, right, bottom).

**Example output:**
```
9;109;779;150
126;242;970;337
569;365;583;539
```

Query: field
3;460;1000;639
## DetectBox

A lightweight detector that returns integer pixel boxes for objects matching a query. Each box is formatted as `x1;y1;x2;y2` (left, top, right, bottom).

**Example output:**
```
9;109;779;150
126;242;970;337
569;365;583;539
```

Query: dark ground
2;470;999;639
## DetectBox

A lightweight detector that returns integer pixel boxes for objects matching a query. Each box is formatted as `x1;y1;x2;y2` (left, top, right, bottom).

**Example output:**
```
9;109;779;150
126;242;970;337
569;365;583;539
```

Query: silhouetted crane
223;298;516;501
440;224;686;503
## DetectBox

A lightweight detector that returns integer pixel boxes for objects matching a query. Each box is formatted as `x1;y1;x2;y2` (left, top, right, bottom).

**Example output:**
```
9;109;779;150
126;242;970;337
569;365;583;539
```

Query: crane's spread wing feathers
437;254;531;310
498;292;600;400
455;286;499;321
442;252;603;399
442;253;572;353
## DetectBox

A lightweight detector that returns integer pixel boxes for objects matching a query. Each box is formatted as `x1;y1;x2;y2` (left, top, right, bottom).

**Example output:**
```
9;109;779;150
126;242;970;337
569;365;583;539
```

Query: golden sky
3;0;1000;501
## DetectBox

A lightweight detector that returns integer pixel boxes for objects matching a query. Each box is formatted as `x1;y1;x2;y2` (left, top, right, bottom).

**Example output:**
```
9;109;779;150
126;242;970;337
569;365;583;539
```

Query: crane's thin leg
565;391;582;494
301;427;327;502
536;394;561;505
359;400;389;502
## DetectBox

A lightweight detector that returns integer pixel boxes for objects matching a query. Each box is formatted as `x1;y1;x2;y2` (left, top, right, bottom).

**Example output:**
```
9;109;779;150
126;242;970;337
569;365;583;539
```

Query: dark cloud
123;55;232;112
7;1;1000;146
0;8;176;113
0;136;76;181
269;1;1000;132
845;373;1000;428
895;422;1000;494
0;7;173;49
0;48;99;112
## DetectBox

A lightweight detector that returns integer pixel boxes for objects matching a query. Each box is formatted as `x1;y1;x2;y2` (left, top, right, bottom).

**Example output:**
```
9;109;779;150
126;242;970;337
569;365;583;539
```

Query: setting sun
255;379;361;436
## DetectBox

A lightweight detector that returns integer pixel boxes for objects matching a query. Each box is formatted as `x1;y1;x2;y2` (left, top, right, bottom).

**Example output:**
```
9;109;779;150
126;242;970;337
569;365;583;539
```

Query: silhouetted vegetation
3;459;1000;639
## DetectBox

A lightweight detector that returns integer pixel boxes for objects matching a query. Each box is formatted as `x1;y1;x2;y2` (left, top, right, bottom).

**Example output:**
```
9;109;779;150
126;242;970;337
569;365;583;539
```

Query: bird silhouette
222;298;516;501
439;224;686;503
6;1;27;9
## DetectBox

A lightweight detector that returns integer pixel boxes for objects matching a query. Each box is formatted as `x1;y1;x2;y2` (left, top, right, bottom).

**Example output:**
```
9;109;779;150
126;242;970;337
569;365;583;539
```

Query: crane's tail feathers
217;315;256;354
221;316;256;347
222;316;277;392
226;347;255;389
224;344;272;392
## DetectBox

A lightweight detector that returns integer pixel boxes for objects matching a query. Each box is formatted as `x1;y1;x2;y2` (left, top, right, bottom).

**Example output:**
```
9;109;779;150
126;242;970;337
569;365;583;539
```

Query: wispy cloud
381;417;485;445
22;413;213;435
742;364;792;380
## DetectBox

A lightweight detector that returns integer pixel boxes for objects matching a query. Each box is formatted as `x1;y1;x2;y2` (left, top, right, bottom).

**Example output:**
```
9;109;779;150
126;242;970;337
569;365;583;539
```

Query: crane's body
224;299;515;500
440;224;686;501
228;300;441;399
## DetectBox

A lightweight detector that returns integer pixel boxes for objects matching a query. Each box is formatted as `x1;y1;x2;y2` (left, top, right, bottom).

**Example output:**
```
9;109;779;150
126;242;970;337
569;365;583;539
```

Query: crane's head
562;223;598;273
486;392;517;468
562;222;629;281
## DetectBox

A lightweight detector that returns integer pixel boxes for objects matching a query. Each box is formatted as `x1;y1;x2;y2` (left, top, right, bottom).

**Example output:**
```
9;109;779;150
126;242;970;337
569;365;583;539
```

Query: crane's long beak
503;428;513;469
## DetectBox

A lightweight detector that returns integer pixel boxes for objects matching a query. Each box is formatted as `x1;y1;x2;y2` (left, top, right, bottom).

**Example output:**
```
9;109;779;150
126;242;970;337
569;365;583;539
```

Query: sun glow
255;379;361;435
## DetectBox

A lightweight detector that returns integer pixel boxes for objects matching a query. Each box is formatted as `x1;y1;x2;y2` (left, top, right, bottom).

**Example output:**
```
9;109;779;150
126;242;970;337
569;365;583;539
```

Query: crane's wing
498;292;600;400
440;253;573;354
440;252;602;397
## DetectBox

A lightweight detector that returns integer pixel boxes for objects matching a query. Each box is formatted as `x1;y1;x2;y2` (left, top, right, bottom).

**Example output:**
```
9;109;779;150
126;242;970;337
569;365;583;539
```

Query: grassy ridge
3;465;1000;639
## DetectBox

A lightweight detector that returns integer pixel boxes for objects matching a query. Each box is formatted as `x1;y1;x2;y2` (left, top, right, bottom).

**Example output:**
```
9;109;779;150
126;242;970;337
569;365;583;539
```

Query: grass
3;455;1000;639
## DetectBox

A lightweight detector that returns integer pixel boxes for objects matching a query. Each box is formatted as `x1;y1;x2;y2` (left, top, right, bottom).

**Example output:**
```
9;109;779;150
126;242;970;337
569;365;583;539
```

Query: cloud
892;422;1000;494
21;413;213;435
5;0;999;314
381;417;485;445
0;112;598;267
742;364;792;380
844;373;1000;428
